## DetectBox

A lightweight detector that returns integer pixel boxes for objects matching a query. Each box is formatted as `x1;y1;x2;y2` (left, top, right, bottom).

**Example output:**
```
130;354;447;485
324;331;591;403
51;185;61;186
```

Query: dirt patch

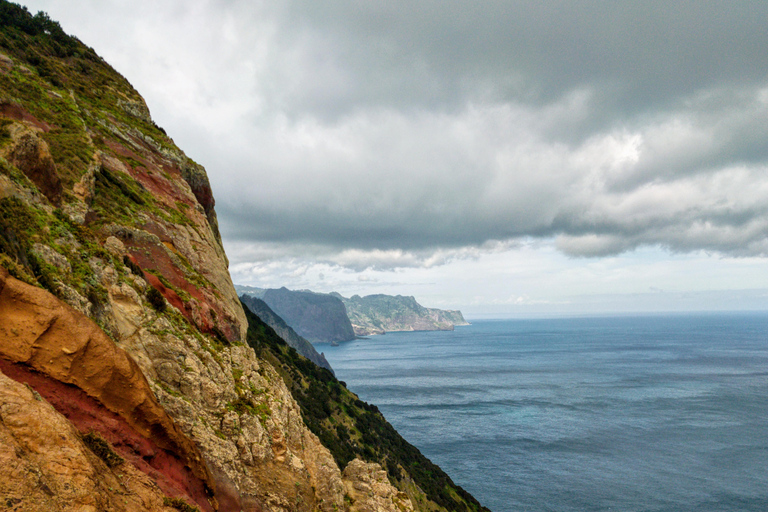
0;102;52;132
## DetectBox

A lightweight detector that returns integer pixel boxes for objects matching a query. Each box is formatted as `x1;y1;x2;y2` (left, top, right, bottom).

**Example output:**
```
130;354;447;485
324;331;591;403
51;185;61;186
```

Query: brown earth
0;367;183;512
0;267;216;511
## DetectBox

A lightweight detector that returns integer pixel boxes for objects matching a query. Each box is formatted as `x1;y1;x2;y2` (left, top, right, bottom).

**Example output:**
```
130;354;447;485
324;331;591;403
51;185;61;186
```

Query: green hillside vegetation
340;293;468;335
0;1;219;334
243;302;489;512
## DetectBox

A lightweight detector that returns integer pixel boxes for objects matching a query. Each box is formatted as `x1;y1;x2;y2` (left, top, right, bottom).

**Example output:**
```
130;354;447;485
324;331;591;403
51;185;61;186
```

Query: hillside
240;293;334;373
337;293;470;336
262;287;356;344
0;3;488;511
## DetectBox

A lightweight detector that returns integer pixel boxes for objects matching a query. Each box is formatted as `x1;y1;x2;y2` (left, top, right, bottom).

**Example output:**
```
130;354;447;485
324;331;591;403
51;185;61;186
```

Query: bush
123;254;143;276
162;497;199;512
146;285;166;312
82;431;123;468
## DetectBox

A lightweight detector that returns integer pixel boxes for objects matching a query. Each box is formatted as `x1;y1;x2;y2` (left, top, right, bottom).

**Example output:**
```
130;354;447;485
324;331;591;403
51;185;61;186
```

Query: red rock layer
0;359;212;511
0;267;216;511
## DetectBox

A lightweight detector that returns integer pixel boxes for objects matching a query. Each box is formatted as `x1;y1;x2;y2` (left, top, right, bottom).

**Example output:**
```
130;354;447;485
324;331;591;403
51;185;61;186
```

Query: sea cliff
338;293;470;336
0;4;487;512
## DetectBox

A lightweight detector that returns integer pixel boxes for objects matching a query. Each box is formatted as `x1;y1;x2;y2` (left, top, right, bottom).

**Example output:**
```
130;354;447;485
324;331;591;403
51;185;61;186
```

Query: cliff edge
0;4;488;512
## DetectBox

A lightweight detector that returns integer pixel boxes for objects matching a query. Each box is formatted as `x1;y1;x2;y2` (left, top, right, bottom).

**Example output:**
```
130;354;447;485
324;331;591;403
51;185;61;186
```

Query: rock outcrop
342;459;414;512
0;267;215;510
261;287;356;344
0;368;181;512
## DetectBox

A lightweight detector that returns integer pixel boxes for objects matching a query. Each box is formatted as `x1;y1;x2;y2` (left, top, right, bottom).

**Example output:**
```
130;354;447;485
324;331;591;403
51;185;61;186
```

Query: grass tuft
82;431;123;468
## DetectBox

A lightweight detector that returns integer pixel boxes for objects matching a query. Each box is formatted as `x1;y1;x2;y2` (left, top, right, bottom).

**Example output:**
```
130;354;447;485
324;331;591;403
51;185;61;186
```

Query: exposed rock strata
0;368;182;512
0;267;215;510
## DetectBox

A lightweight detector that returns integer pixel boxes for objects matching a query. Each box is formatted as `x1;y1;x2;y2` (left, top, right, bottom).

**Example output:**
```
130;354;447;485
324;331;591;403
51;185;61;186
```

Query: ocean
322;314;768;512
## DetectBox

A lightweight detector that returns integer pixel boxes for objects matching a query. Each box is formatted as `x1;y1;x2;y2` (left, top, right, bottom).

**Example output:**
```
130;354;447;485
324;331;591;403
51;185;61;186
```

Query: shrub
146;285;166;312
82;431;123;468
162;497;200;512
123;254;143;276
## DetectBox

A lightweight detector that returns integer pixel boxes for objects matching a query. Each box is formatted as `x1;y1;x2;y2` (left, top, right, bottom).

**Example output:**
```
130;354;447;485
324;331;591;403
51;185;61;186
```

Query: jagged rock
0;369;179;512
342;459;414;512
104;235;126;256
30;242;70;273
2;122;62;204
117;97;153;124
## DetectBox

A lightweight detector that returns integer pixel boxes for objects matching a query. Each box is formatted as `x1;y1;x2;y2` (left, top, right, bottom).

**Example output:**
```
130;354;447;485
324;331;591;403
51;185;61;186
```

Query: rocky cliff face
240;293;334;373
339;294;470;336
262;287;356;344
0;368;183;512
0;5;487;512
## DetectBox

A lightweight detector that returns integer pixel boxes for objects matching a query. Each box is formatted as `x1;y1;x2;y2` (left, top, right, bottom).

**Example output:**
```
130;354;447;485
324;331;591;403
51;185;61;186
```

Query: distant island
235;285;469;340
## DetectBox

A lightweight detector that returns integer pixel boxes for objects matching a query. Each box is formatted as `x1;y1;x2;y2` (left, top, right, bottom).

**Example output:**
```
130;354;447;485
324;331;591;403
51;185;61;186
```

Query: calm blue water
323;314;768;512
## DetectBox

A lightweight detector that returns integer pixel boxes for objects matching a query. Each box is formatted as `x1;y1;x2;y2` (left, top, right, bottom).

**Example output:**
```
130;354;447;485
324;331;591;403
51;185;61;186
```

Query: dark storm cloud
271;1;768;122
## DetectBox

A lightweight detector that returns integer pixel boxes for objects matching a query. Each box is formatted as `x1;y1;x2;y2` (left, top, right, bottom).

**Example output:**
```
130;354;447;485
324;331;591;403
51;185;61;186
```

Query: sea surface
322;314;768;512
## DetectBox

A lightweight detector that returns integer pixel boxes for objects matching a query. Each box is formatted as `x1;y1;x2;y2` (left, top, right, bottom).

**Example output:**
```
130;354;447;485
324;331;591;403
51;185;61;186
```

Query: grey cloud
22;0;768;271
271;1;768;123
215;85;768;263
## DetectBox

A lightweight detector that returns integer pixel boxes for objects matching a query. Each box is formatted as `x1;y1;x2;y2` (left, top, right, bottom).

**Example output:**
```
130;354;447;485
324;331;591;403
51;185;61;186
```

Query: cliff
0;4;488;512
239;293;334;373
338;293;470;336
261;287;356;344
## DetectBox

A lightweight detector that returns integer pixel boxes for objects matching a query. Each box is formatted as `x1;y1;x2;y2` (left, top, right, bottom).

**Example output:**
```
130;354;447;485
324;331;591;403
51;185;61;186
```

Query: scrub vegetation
244;303;490;512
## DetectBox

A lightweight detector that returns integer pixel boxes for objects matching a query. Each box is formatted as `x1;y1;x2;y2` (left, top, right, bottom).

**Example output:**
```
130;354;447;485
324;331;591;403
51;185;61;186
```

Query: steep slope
339;293;470;336
0;4;489;512
262;287;356;344
243;304;489;512
0;369;183;512
240;293;334;373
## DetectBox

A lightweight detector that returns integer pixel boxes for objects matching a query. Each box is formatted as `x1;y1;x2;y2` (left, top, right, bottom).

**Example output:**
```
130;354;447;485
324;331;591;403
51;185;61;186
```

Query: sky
20;0;768;317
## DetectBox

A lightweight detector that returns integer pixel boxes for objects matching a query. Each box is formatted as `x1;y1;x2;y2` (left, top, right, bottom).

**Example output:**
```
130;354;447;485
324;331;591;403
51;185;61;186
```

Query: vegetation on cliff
337;293;469;336
244;302;489;512
0;0;242;341
0;3;489;510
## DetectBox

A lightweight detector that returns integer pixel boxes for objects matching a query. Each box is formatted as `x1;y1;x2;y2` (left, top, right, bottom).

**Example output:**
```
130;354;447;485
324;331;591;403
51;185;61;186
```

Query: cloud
217;86;768;261
22;0;768;272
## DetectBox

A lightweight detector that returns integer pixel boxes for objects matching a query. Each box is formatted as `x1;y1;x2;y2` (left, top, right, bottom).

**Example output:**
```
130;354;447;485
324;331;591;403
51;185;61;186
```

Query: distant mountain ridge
337;293;470;336
235;285;469;339
261;287;356;344
239;294;334;373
